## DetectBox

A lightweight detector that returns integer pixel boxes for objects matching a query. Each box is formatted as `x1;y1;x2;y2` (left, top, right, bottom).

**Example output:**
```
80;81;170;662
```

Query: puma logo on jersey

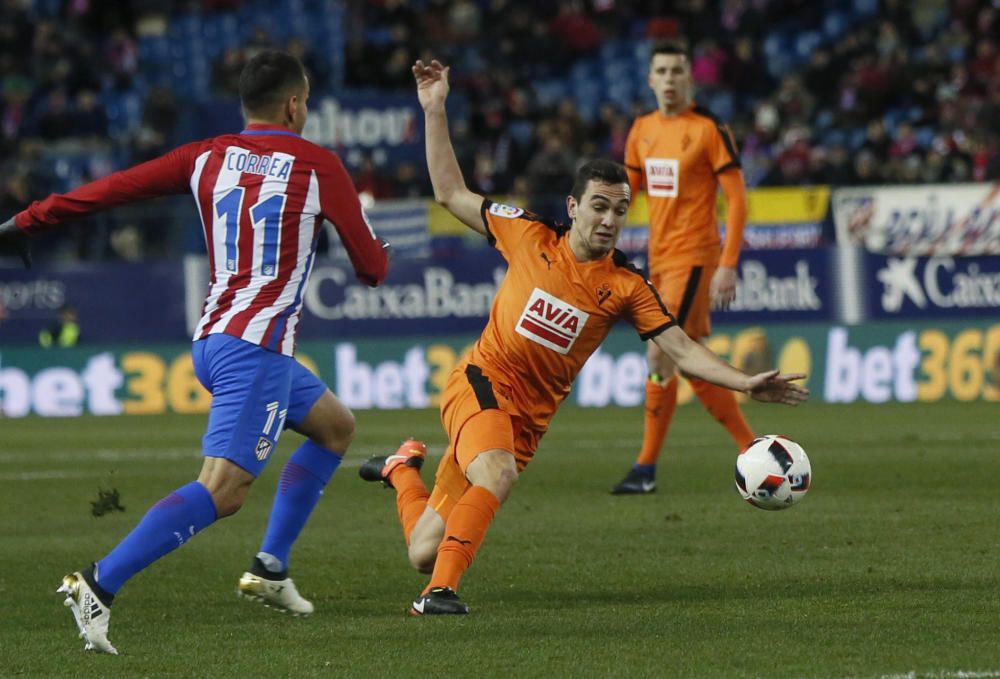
644;158;679;197
540;252;553;269
516;288;589;354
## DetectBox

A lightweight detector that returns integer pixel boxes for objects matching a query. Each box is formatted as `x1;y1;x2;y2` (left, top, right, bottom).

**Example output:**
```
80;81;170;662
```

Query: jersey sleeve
623;121;643;195
705;120;742;174
16;141;205;233
316;152;389;287
480;198;540;258
717;168;748;268
623;272;677;341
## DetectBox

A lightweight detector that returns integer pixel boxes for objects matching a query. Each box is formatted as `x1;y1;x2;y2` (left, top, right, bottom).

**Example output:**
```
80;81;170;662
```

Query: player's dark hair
570;159;629;201
239;50;307;117
650;39;690;62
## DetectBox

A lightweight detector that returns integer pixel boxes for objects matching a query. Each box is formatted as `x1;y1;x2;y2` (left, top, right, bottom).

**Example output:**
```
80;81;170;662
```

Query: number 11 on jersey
215;188;286;278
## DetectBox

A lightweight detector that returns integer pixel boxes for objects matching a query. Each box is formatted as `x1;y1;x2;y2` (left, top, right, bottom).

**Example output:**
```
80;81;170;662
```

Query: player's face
648;53;692;113
567;180;631;260
289;76;310;134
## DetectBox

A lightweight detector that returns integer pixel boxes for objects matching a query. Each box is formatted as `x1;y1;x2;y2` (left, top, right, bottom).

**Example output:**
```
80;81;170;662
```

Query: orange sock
690;379;755;449
388;467;430;545
636;377;678;466
425;485;500;594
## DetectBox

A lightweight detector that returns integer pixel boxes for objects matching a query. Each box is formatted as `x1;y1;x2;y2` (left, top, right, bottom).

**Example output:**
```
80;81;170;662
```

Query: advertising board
3;320;996;417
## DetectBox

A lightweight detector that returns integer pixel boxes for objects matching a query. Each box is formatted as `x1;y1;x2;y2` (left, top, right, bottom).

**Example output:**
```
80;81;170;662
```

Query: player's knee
407;542;437;573
214;497;243;518
319;408;355;452
297;391;356;452
407;507;444;572
203;477;251;517
198;458;253;518
407;526;439;573
468;451;518;502
494;465;518;501
492;462;518;491
208;486;248;518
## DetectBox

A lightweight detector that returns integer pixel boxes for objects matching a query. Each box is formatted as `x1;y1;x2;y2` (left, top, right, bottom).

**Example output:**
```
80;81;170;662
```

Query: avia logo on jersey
224;148;294;180
644;158;679;197
489;203;524;219
515;288;589;355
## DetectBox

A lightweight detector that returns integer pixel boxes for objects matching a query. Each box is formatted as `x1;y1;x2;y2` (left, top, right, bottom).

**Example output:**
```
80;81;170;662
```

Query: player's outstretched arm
0;218;32;268
12;142;201;252
651;326;808;405
413;59;486;236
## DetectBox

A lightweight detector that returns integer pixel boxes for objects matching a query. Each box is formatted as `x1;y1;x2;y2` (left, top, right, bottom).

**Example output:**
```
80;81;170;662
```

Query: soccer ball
734;435;811;510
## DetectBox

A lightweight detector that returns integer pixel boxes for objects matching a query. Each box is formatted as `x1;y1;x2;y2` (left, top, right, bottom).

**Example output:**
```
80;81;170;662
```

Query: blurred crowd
343;0;999;196
0;0;998;261
1;0;176;258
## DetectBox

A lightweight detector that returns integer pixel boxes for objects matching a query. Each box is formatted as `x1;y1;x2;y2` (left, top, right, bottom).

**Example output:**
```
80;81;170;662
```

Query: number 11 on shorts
256;401;288;461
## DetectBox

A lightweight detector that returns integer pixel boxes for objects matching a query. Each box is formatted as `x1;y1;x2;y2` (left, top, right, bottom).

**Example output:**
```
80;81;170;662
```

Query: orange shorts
427;363;542;519
651;265;716;339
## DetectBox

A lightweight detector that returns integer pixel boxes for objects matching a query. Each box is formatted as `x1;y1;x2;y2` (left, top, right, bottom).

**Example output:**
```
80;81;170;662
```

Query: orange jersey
465;199;676;433
625;105;741;272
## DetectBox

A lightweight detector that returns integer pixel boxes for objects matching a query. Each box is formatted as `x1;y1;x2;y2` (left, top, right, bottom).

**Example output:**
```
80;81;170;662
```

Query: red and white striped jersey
16;123;389;355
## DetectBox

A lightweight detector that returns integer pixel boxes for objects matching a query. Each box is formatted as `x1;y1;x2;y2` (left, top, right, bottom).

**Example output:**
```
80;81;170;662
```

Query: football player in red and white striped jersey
1;50;390;654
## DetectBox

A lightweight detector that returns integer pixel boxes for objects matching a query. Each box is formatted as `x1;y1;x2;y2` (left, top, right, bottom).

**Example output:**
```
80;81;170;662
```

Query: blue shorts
192;334;328;476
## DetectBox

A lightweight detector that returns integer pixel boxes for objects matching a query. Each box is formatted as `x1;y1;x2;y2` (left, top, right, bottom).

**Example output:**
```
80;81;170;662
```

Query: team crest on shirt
596;283;612;306
255;436;274;461
489;203;524;219
516;288;589;355
644;158;679;197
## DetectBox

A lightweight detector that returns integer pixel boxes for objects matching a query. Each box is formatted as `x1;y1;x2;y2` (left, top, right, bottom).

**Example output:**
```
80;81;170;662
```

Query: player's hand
746;370;809;405
412;59;450;111
710;266;736;310
0;217;32;268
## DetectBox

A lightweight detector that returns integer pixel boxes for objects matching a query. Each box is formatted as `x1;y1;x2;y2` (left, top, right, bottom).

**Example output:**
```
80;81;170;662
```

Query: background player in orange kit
611;40;754;495
358;59;808;616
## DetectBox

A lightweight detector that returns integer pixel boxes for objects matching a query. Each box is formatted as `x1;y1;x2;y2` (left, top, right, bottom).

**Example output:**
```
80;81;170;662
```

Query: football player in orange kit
611;41;755;495
359;59;808;616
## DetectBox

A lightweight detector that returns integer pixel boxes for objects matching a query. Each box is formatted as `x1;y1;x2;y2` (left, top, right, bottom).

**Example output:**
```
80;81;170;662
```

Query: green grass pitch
1;401;998;678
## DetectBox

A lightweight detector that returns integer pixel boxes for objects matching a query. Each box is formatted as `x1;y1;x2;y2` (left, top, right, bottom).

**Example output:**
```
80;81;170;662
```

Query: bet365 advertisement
1;320;997;417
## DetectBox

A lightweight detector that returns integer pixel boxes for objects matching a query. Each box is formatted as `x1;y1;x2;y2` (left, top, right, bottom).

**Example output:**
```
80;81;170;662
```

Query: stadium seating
3;0;994;265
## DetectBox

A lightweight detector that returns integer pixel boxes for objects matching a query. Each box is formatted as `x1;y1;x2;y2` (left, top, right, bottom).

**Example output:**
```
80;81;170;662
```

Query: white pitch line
0;448;200;464
890;672;1000;679
828;670;1000;679
0;446;448;482
0;470;99;481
